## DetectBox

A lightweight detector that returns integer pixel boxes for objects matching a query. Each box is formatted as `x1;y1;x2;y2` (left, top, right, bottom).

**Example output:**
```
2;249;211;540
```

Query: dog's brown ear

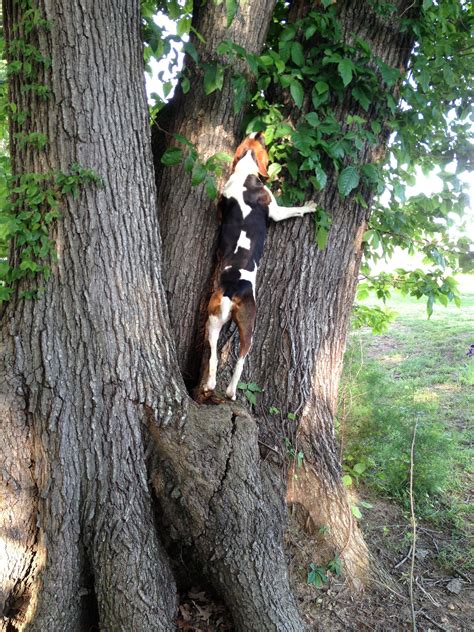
231;134;269;176
254;143;269;178
231;142;247;172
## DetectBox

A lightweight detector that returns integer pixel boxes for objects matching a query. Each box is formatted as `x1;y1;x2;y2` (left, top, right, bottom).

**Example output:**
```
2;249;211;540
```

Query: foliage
307;554;342;588
142;0;473;321
282;437;304;468
160;134;231;200
237;380;262;405
2;1;473;311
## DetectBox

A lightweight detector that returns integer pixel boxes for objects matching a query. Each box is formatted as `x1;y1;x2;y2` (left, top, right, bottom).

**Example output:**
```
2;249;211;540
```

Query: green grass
339;273;473;571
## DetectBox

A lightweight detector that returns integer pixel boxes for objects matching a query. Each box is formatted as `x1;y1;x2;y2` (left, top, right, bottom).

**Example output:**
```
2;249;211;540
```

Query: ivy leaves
161;135;232;200
337;165;360;197
0;166;103;302
203;62;224;95
148;0;473;319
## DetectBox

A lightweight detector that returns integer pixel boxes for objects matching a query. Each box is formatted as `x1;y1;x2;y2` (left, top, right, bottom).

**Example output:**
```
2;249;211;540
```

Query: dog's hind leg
226;295;256;400
204;290;232;393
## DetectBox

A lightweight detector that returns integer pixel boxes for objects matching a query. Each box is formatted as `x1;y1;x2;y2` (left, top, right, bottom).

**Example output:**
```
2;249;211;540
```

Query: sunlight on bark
287;465;370;591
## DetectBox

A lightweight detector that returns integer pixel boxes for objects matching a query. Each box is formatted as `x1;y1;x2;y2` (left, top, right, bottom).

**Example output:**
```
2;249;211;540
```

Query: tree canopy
1;2;472;312
145;0;473;325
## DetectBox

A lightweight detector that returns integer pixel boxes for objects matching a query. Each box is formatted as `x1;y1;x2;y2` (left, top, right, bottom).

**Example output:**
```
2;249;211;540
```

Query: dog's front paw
304;201;317;213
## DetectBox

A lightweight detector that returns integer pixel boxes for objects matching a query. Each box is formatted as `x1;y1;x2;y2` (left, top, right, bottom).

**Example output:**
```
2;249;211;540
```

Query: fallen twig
409;420;418;632
454;568;471;583
371;577;407;601
418;610;449;632
415;577;441;608
394;545;413;569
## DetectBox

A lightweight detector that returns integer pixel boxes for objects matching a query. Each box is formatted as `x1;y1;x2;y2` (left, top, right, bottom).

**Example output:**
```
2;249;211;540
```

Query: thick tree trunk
1;1;180;629
153;0;417;588
1;1;303;630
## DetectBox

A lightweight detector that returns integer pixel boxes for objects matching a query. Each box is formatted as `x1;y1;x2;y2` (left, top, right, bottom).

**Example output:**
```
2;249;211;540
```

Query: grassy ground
339;273;473;573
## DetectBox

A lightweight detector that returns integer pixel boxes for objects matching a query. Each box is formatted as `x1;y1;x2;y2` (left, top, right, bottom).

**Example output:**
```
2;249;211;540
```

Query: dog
203;131;316;400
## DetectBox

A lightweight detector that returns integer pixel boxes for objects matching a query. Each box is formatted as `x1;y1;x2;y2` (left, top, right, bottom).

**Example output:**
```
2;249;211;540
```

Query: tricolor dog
204;132;316;400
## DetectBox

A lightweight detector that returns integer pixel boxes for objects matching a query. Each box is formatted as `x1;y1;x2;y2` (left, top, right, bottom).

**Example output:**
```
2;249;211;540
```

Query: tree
0;0;472;631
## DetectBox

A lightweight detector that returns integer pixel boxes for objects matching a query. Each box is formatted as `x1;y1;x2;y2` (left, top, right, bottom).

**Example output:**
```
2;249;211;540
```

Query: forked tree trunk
153;0;417;587
153;0;276;385
1;1;302;631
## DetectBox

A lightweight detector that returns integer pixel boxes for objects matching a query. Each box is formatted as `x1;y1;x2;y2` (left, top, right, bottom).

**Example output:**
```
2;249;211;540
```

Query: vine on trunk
0;0;102;302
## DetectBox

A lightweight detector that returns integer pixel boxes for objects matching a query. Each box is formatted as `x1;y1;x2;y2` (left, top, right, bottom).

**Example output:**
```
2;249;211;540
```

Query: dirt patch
176;489;472;630
286;491;473;631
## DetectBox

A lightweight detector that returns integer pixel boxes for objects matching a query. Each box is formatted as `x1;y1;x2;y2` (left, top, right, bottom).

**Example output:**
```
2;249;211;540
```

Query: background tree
0;0;472;630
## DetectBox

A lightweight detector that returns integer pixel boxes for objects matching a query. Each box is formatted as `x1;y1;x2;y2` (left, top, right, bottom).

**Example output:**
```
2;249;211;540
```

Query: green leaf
352;85;371;111
291;41;305;67
181;76;190;94
353;462;366;475
177;16;191;37
378;60;400;88
290;80;304;108
161;147;183;166
315;80;329;94
183;41;199;64
225;0;238;27
191;163;207;186
338;59;355;87
305;112;319;127
232;74;248;113
280;25;296;42
203;63;224;95
205;175;218;199
351;504;362;519
338;166;360;197
342;474;353;487
316;225;329;250
245;390;257;406
314;165;327;190
267;163;282;179
371;121;381;134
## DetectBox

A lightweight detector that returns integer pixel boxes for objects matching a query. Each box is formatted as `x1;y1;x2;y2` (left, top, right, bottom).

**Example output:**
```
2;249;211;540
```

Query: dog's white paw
204;377;216;392
304;201;317;213
225;386;237;400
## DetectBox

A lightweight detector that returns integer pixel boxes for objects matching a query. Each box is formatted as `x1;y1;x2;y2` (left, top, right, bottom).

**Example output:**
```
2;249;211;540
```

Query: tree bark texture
1;0;181;629
1;1;303;630
152;0;417;587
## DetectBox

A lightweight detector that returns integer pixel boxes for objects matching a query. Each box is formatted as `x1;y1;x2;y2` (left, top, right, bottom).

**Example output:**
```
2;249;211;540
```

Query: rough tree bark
1;1;302;631
153;0;417;588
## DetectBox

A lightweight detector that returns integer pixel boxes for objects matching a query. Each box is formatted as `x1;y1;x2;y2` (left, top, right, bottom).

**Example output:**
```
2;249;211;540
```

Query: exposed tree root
287;464;378;591
149;402;305;632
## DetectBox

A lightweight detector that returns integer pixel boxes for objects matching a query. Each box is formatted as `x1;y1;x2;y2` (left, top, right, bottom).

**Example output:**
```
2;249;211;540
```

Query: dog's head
231;131;268;178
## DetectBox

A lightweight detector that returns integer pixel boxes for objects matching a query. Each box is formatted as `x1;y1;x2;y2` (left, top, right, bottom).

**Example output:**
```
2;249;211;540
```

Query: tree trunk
1;1;302;630
153;0;417;588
